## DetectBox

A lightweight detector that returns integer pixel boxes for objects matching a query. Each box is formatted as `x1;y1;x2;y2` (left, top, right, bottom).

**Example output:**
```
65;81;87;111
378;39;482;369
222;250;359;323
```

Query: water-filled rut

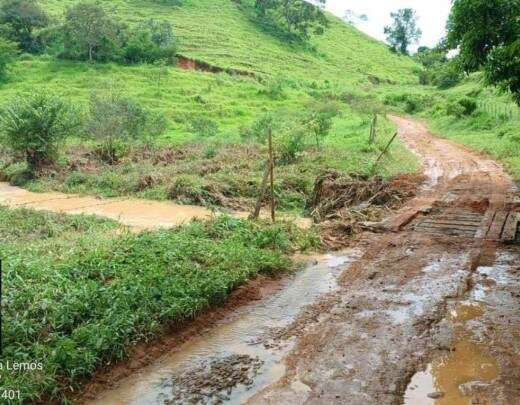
84;251;362;404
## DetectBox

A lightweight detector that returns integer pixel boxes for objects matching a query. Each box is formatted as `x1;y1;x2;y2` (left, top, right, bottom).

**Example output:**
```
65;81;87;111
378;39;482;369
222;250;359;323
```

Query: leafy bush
0;92;80;174
276;126;307;165
458;97;478;116
304;101;340;148
188;116;219;137
431;61;463;89
383;93;431;114
0;37;17;79
447;97;478;117
87;85;167;163
261;76;287;99
240;113;275;142
124;19;177;64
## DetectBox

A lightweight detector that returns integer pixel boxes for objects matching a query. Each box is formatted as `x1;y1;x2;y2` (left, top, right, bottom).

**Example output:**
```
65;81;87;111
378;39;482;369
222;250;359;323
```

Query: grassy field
1;206;316;402
0;0;421;212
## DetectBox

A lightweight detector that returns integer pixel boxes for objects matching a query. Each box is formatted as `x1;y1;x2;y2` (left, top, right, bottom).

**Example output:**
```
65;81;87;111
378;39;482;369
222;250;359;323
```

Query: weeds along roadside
0;206;319;403
0;82;419;216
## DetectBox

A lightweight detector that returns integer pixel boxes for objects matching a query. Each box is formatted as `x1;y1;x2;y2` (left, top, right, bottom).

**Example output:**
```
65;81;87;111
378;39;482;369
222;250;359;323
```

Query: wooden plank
486;210;509;240
501;213;519;242
419;220;480;229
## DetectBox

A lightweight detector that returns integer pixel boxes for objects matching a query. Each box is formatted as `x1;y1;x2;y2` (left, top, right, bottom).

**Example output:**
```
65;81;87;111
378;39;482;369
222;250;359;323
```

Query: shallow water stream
86;250;361;404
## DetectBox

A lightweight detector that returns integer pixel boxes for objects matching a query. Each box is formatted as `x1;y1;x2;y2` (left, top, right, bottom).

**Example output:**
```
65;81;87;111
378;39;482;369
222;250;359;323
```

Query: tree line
0;0;178;78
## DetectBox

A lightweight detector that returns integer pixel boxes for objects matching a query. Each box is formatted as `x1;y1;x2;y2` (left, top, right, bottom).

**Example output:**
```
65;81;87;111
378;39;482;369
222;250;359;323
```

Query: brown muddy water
0;182;312;230
403;249;520;405
85;250;362;405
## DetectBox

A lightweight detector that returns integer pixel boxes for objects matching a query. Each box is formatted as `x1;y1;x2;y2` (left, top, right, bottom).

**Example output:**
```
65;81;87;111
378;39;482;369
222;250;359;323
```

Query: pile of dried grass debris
310;170;421;249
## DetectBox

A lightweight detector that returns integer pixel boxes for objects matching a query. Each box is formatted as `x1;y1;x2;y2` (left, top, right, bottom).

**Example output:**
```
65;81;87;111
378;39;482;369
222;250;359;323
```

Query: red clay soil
77;117;520;405
247;116;520;404
177;54;256;77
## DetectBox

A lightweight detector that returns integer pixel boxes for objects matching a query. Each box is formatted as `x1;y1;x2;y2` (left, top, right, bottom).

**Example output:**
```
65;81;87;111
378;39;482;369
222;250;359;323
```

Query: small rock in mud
164;354;263;404
459;380;491;396
427;391;445;399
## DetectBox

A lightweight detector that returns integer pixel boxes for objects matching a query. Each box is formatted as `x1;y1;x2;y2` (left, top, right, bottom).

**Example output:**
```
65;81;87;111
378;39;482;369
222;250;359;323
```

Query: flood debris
310;170;420;249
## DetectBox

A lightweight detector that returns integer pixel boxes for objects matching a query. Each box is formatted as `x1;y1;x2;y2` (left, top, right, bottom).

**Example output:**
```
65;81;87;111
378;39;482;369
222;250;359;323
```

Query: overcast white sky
325;0;452;51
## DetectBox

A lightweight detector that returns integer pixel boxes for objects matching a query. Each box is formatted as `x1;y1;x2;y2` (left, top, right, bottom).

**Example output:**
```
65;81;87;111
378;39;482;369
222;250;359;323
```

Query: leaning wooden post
250;160;270;220
374;131;398;167
268;127;276;222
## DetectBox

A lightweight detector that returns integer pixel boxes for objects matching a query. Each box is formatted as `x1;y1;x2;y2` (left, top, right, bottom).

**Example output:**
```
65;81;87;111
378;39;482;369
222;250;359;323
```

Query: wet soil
25;116;520;404
246;117;520;404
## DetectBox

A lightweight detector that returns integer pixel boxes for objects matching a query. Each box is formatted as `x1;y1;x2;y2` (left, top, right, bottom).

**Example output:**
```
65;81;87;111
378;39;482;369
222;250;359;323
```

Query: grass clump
1;206;317;402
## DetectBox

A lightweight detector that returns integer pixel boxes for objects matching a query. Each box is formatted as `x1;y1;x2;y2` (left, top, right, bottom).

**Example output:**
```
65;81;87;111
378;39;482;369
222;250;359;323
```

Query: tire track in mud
248;117;520;404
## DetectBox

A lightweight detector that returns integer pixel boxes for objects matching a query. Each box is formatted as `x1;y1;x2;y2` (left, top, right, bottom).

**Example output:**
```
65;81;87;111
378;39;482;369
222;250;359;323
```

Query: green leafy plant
0;92;80;175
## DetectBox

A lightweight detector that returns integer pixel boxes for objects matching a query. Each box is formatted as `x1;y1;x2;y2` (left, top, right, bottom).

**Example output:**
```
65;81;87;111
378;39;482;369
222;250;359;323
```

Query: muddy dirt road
77;117;520;405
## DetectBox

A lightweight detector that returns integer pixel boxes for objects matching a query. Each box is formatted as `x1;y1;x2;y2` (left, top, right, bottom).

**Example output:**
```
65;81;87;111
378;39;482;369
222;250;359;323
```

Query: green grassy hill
0;0;420;209
2;0;418;141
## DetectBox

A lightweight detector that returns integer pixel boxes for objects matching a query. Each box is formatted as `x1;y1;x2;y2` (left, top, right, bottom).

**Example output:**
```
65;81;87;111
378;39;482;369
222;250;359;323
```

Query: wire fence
477;100;520;121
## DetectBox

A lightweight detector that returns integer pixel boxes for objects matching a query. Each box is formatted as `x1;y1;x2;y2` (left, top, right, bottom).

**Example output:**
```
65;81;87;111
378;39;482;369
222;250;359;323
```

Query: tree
0;92;80;174
254;0;329;41
0;37;17;79
124;19;177;64
62;1;123;62
447;0;520;104
0;0;48;53
384;8;422;55
415;45;447;68
344;9;368;26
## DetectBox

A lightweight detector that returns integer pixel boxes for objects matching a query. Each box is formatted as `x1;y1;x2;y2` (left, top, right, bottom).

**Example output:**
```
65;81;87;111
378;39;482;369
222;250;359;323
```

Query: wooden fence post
250;127;276;222
268;127;275;222
369;113;377;144
250;160;270;220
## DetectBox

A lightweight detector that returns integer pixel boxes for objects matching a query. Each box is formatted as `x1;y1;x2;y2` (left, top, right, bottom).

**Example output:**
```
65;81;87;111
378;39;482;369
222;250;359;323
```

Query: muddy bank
177;54;257;78
81;251;361;404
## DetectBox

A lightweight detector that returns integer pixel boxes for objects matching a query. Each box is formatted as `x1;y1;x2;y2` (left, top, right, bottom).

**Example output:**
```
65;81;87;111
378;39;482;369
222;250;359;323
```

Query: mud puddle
404;333;499;405
85;250;361;405
403;250;520;405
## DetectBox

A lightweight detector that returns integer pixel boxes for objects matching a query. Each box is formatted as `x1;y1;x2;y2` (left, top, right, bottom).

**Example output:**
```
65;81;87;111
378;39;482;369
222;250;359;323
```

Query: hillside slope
1;0;419;140
39;0;417;83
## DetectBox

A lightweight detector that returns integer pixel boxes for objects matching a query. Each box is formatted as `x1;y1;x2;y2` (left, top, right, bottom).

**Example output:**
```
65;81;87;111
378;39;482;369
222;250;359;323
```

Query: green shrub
458;97;477;116
0;92;80;174
304;101;340;148
240;113;275;142
276;126;307;165
383;93;430;114
0;37;17;80
431;61;463;89
446;97;477;117
124;19;177;64
188;116;219;137
261;76;287;99
87;84;167;163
